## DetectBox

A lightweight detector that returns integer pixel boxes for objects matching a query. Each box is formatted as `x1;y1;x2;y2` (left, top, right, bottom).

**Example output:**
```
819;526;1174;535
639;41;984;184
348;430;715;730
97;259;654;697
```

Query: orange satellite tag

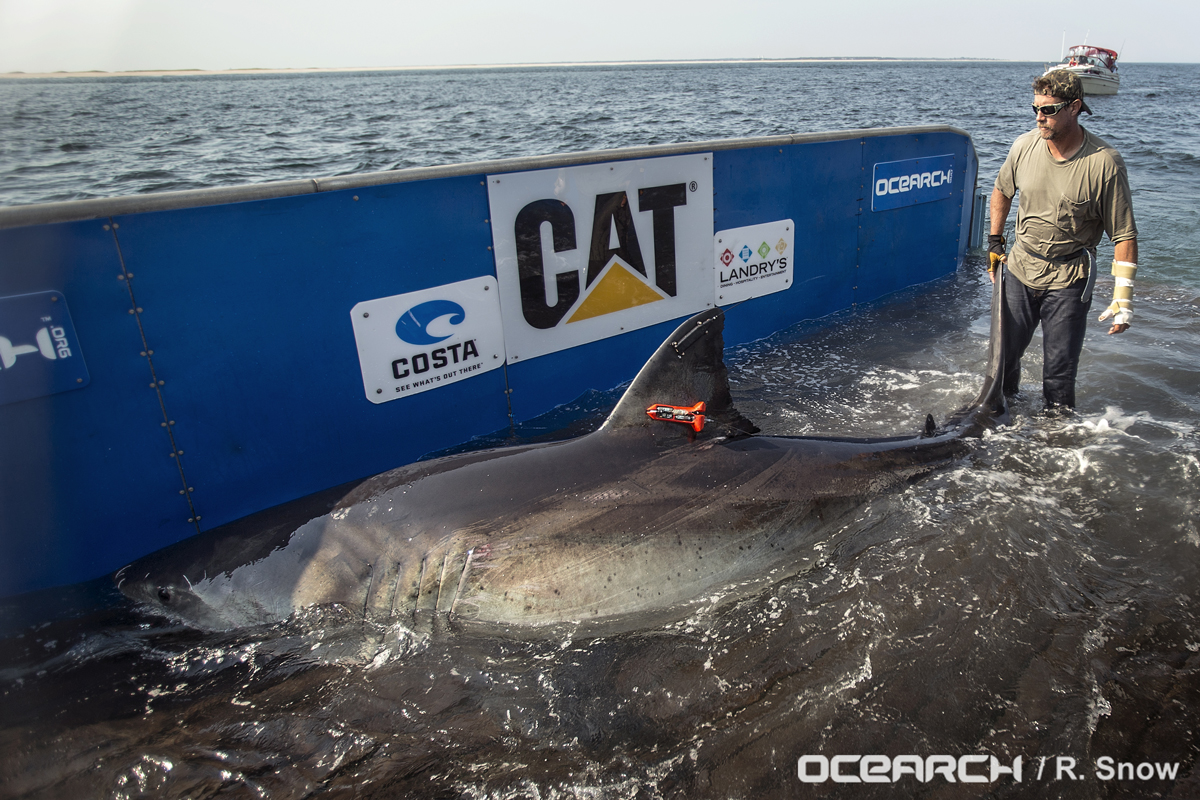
646;401;706;432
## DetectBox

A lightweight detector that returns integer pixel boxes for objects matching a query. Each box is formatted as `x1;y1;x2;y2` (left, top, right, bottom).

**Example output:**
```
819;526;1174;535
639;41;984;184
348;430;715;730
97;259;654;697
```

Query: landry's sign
487;153;714;362
714;219;795;305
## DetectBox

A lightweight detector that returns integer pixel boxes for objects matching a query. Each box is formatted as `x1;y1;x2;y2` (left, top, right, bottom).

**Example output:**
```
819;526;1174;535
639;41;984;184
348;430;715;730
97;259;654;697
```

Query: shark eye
157;587;171;603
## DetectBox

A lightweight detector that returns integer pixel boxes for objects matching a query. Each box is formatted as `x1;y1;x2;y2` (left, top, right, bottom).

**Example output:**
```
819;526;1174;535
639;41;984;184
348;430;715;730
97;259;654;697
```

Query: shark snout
114;566;228;629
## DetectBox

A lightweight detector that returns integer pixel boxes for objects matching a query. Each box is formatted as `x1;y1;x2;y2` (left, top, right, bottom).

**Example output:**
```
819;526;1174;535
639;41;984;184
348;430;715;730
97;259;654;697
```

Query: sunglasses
1031;100;1072;116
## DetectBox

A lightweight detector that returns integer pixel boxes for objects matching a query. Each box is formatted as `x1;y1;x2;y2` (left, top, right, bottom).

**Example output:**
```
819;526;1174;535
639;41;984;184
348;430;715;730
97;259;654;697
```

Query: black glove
987;234;1007;273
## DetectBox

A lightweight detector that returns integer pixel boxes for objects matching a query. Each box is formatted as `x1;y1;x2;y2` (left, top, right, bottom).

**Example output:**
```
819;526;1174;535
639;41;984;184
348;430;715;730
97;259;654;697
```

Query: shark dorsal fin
601;308;759;437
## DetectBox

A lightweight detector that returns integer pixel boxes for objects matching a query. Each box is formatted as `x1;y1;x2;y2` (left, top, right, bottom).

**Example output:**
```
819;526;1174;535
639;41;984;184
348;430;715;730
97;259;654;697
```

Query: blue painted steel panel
107;178;512;541
504;318;685;423
712;139;863;345
0;129;977;596
0;220;193;595
857;131;974;304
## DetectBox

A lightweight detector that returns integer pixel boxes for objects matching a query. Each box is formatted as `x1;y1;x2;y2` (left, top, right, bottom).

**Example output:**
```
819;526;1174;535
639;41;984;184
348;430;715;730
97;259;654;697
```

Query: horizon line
0;56;1082;79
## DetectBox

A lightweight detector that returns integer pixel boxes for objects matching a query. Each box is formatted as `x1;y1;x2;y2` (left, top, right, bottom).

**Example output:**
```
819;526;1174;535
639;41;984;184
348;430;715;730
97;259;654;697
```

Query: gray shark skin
116;273;1008;637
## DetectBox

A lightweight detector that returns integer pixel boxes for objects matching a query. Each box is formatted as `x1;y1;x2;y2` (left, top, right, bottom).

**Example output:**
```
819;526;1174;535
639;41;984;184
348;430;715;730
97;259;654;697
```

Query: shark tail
946;263;1010;435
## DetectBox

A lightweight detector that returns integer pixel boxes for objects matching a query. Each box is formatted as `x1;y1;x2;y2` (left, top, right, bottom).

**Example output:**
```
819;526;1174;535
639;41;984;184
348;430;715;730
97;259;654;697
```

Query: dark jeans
1002;274;1093;409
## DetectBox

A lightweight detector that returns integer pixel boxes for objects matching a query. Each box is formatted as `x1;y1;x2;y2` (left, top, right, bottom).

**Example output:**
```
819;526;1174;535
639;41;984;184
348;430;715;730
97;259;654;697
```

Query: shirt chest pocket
1056;193;1098;237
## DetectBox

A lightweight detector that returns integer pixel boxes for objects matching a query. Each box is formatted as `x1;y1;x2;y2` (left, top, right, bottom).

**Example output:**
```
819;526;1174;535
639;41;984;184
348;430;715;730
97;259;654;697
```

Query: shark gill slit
360;562;374;621
414;555;433;623
450;549;475;616
435;547;469;614
436;552;451;611
385;560;405;620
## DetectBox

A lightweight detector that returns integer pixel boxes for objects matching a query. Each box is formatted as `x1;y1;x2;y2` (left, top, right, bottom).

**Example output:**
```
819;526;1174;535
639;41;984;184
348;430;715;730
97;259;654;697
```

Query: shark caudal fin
946;264;1010;435
601;308;759;437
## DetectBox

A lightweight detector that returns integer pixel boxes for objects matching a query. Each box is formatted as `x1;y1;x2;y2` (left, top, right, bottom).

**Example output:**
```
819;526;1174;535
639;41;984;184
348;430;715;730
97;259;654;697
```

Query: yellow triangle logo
566;260;664;323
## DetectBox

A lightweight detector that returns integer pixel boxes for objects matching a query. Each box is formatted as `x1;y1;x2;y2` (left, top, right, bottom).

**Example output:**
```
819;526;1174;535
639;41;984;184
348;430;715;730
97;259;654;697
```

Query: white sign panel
714;219;795;305
488;153;714;363
350;276;505;403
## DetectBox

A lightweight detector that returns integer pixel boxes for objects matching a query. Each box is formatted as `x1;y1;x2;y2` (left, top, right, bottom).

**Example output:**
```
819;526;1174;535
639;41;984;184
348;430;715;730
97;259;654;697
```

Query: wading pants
1002;274;1093;409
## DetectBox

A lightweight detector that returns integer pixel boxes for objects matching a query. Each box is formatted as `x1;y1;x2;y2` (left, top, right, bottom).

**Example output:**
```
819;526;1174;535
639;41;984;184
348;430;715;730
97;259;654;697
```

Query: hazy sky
1;0;1196;73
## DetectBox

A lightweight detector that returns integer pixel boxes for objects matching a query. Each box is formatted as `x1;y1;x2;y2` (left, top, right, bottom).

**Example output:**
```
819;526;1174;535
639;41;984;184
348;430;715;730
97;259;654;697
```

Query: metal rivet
376;388;383;394
136;307;143;313
103;225;111;231
363;312;369;318
118;275;126;281
129;309;135;315
112;223;119;229
150;382;157;388
161;422;167;427
158;380;164;386
76;378;83;383
353;195;359;201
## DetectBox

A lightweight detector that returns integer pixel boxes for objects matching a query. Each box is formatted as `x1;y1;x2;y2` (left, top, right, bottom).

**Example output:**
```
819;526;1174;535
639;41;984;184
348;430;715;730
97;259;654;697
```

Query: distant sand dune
1;58;1000;80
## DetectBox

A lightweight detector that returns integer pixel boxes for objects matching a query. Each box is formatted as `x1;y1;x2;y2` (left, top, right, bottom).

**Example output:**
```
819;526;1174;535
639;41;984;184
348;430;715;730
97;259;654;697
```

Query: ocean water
1;62;1198;799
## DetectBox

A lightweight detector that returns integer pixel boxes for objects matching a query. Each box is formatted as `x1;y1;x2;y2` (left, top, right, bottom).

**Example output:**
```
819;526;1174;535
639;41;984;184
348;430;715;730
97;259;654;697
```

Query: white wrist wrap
1099;261;1137;326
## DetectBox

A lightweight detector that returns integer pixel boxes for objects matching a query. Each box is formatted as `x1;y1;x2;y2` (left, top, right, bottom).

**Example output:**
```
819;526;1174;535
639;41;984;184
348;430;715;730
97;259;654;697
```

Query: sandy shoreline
1;58;1006;80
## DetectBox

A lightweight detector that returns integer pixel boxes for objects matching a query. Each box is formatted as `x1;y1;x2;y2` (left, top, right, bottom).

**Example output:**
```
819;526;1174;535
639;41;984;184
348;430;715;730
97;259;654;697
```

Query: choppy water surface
1;62;1198;798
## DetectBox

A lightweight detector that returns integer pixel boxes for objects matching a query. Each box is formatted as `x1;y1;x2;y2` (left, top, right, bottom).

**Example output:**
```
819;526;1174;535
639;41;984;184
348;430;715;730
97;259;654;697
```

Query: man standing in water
988;70;1138;412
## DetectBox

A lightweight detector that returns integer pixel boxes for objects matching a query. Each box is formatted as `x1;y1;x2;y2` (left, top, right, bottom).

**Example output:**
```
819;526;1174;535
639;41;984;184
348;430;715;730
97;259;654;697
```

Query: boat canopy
1064;45;1118;70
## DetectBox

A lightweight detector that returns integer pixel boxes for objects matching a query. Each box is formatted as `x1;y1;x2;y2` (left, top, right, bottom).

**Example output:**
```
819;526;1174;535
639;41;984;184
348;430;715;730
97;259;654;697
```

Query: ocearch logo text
870;153;956;212
798;754;1023;784
874;168;953;197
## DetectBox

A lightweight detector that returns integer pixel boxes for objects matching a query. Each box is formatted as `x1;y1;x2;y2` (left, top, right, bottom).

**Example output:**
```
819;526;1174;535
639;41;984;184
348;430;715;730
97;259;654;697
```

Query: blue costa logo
396;300;466;345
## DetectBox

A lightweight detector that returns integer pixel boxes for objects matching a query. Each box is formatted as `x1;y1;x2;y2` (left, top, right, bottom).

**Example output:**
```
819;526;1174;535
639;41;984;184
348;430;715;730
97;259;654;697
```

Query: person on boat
987;70;1139;413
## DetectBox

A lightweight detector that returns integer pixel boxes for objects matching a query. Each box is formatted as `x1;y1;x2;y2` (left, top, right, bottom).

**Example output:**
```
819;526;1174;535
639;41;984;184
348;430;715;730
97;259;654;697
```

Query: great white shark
116;272;1008;637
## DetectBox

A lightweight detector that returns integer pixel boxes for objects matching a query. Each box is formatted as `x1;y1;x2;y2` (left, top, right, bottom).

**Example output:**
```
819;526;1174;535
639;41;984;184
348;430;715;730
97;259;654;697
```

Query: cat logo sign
487;154;714;362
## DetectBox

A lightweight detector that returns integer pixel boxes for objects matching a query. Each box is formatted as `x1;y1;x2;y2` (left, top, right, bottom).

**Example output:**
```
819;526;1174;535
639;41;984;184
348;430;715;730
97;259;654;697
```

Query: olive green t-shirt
995;127;1137;289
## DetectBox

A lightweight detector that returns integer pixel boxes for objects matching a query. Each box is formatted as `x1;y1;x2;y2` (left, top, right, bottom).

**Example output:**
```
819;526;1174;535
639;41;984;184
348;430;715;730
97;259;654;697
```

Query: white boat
1044;45;1120;95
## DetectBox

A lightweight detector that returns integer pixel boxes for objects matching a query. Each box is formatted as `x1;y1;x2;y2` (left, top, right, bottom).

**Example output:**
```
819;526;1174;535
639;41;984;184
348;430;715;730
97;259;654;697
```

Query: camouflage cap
1033;70;1094;114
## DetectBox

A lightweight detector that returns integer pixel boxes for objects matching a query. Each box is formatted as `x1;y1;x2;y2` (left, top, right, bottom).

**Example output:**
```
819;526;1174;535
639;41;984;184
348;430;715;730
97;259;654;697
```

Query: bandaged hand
1098;260;1137;332
987;234;1007;273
